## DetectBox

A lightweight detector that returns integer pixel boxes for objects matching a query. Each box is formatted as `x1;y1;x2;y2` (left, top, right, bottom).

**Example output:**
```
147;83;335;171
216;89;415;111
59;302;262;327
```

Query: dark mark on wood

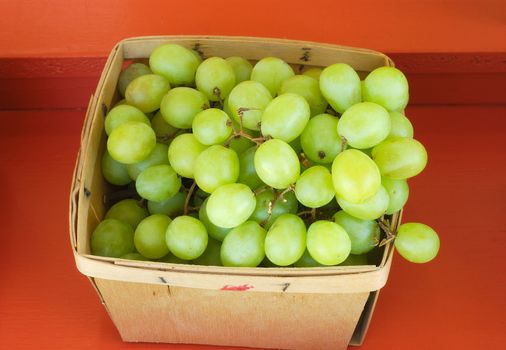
192;43;204;59
159;276;167;284
300;48;311;62
282;282;290;292
83;187;91;198
167;285;172;296
101;103;108;117
298;64;305;73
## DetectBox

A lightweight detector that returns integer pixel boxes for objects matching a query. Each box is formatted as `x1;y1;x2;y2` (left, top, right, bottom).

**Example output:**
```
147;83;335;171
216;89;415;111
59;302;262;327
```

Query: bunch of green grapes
91;44;439;267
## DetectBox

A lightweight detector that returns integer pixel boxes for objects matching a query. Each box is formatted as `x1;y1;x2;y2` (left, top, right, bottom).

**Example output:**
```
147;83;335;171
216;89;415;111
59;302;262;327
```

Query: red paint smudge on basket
220;284;254;291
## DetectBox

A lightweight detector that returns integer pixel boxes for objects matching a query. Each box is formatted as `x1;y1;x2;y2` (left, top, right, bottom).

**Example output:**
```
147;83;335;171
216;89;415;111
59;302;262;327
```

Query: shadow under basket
69;35;401;350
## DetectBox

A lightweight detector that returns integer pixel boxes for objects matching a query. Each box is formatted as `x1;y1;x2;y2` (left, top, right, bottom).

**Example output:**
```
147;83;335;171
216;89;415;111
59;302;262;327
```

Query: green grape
105;199;148;229
333;210;380;254
265;214;306;266
389;111;414;138
149;43;200;86
249;188;298;229
192;188;209;208
260;93;310;142
294;249;325;267
295;166;335;208
331;149;381;203
302;67;322;80
194;145;239;193
192;108;233;145
289;137;302;153
382;177;409;215
363;66;409;112
134;214;171;259
118;62;152;97
195;57;236;101
237;146;263;190
337;185;389;220
125;74;170;113
104;105;150;136
220;221;266;267
372;137;427;179
167;133;207;178
165;215;208;260
120;252;149;261
319;63;361;114
339;254;368;266
107;121;156;164
306;220;351;265
261;256;282;267
227;134;255;155
193;238;222;266
127;143;169;180
337;102;391;149
226;56;253;83
157;251;190;264
300;113;342;164
135;164;181;202
199;198;232;241
101;149;131;186
91;219;135;258
227;81;272;130
160;87;209;129
147;191;186;217
206;183;256;228
394;223;440;263
278;75;328;116
151;110;179;143
250;57;295;97
254;139;300;189
113;99;127;107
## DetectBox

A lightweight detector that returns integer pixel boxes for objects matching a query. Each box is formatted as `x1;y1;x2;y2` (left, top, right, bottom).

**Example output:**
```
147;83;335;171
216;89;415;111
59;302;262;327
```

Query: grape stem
298;153;311;169
377;217;396;247
297;208;316;219
259;185;295;227
341;136;348;151
183;181;197;215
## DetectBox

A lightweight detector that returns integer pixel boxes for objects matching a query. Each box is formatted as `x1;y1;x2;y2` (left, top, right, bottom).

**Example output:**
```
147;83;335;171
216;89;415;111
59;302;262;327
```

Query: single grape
125;74;170;113
237;146;264;190
127;143;169;180
250;57;295;97
107;121;156;164
337;102;391;149
306;220;351;265
91;219;135;258
337;185;389;220
382;177;409;214
227;81;273;130
160;87;209;129
147;191;186;217
227;134;255;155
198;198;232;241
104;105;150;136
394;223;440;263
134;214;171;259
105;199;148;229
339;254;368;266
168;133;207;178
333;210;380;254
265;214;306;266
194;145;239;193
294;249;325;267
192;188;209;208
295;166;335;208
363;66;409;112
165;215;208;260
289;137;302;153
136;164;181;202
260;93;310;142
120;252;149;261
331;149;381;203
192;237;222;266
226;56;253;83
389;111;414;138
196;57;236;101
302;67;322;80
319;63;361;114
149;43;200;86
372;137;427;179
151;110;179;143
101;149;131;186
300;113;342;164
192;108;233;145
254;139;300;189
220;221;266;267
278;75;328;116
206;183;256;228
118;62;152;97
249;187;298;229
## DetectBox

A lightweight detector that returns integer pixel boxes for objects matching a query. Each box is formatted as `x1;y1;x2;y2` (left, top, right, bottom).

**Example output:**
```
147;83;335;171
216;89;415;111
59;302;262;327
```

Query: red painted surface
0;0;505;57
0;106;505;349
220;284;255;291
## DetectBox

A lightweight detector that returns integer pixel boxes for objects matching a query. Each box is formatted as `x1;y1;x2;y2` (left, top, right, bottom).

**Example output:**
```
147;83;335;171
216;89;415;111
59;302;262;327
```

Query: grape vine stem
183;182;197;215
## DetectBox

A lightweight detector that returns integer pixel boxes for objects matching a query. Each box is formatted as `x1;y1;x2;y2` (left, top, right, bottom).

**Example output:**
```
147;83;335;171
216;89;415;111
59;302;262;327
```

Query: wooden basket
69;36;400;350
